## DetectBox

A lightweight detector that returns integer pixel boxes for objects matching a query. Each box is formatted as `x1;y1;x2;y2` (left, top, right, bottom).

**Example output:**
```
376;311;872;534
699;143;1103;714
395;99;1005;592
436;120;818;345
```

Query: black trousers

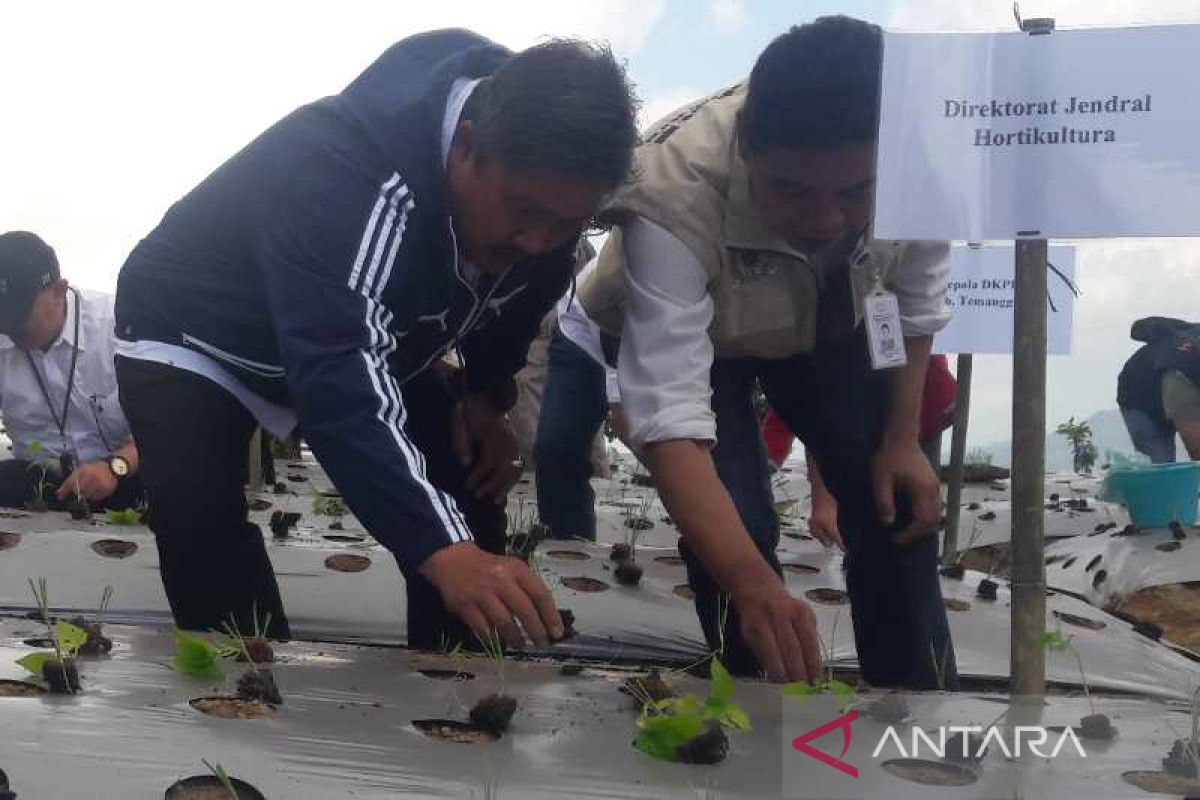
685;330;958;690
115;356;505;646
0;458;144;512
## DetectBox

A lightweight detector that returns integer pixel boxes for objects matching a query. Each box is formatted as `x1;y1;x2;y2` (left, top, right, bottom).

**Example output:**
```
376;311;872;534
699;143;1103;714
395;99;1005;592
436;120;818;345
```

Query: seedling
782;611;855;706
216;610;282;705
312;494;347;528
1162;685;1200;778
171;628;226;680
104;507;142;525
467;629;517;735
73;585;115;655
615;501;649;586
633;658;750;764
18;578;85;693
215;603;275;664
66;478;91;520
929;640;953;693
505;499;545;562
1042;628;1113;739
24;441;51;512
201;760;241;800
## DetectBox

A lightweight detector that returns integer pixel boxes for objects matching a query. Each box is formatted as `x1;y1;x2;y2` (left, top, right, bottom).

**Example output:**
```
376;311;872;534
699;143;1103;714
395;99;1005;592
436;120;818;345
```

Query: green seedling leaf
716;703;753;732
1040;630;1072;652
782;681;822;698
171;628;225;679
828;679;855;699
104;508;142;525
634;709;705;762
56;622;88;656
16;651;54;677
709;657;733;704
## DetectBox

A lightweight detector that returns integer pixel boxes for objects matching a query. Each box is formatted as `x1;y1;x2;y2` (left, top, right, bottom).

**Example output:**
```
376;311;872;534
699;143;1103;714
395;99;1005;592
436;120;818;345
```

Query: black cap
0;232;59;337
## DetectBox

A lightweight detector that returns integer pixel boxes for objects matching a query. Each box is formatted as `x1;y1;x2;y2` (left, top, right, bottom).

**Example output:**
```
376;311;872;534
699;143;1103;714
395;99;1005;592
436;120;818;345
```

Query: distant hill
970;408;1184;471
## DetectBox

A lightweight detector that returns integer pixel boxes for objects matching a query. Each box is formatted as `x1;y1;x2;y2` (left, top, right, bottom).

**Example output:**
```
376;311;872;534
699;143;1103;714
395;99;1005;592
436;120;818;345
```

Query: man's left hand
452;393;522;503
55;461;118;504
871;437;941;546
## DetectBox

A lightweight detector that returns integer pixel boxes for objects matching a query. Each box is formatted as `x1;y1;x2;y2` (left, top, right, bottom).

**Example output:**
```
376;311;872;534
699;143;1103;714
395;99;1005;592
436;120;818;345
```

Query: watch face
110;457;129;477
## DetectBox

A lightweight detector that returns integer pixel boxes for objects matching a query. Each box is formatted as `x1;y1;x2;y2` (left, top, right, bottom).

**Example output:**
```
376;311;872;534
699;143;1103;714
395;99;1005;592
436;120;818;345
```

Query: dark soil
42;658;80;694
966;502;981;511
268;511;301;538
615;560;643;586
1158;542;1183;553
673;584;695;600
655;555;686;566
0;679;44;697
557;608;577;640
676;721;729;764
508;522;548;563
610;542;631;562
546;549;590;561
1085;555;1103;572
0;531;20;551
70;619;113;656
867;693;910;723
248;498;273;512
164;775;265;799
90;538;137;558
561;576;608;593
559;663;584;676
783;563;820;576
67;497;91;520
286;474;307;482
328;520;344;531
805;588;850;606
621;671;674;704
1079;713;1115;740
1092;569;1108;588
976;579;999;601
272;482;288;495
630;473;655;488
1052;610;1106;631
944;731;988;763
412;719;498;744
1122;770;1200;797
881;759;978;787
325;554;371;573
1115;524;1143;537
944;598;971;612
469;694;517;734
190;697;275;720
1164;740;1200;778
1171;521;1188;540
236;668;282;706
978;511;997;521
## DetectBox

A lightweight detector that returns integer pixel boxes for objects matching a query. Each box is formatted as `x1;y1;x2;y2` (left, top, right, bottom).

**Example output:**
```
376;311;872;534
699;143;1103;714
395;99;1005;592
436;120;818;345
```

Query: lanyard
25;287;82;450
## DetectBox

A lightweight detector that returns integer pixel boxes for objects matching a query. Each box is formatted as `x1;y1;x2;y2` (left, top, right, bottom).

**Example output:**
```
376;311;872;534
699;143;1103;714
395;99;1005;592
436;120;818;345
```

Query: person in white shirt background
0;232;143;512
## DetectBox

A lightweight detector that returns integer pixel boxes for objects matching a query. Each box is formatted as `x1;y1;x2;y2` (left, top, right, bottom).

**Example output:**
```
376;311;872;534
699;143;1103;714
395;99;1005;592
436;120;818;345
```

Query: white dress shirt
556;256;621;404
617;217;951;449
0;288;132;464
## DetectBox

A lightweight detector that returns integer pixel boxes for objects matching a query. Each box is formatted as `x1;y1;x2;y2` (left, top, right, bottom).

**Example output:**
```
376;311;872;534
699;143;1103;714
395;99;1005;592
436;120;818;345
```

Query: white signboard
934;245;1076;355
875;25;1200;240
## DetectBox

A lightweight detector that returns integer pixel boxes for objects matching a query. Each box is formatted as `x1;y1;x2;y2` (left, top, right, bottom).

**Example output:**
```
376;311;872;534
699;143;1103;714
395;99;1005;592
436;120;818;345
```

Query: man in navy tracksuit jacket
113;29;638;648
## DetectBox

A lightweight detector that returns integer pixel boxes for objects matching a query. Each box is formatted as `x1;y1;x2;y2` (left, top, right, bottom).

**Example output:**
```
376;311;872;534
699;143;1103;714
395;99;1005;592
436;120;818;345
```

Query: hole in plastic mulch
1157;542;1183;553
322;534;366;544
1085;555;1103;572
673;584;695;601
22;637;55;648
91;539;138;558
805;588;851;606
881;758;978;787
1121;770;1200;796
164;774;266;799
1052;610;1107;631
654;555;686;566
0;531;19;551
418;669;476;682
324;554;371;573
0;679;45;697
783;563;820;576
944;599;972;612
561;576;609;593
412;718;499;743
189;697;275;719
546;550;591;562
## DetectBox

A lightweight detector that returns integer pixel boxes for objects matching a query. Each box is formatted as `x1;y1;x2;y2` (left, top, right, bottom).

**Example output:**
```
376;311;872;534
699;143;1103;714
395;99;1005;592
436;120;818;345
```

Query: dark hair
463;39;639;189
0;231;59;278
742;16;883;152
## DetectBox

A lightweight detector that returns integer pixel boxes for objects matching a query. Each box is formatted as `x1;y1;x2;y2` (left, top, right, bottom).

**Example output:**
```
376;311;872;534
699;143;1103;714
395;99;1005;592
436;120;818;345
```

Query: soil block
42;658;80;694
1079;713;1115;740
610;542;631;562
67;498;91;521
557;608;577;640
469;694;518;734
615;560;643;586
1171;521;1188;540
268;511;301;538
239;637;274;664
939;563;965;580
236;668;282;706
272;482;288;495
976;579;999;601
71;619;113;656
190;697;275;720
164;774;265;799
621;671;674;704
676;721;729;765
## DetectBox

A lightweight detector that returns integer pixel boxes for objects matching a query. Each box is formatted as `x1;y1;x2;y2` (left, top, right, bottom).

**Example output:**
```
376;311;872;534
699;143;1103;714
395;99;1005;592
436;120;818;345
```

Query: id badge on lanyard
863;262;907;370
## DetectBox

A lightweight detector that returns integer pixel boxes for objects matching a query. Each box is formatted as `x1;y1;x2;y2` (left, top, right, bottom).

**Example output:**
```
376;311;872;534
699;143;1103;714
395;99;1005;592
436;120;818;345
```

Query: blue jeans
1121;406;1176;463
535;328;609;541
682;331;958;689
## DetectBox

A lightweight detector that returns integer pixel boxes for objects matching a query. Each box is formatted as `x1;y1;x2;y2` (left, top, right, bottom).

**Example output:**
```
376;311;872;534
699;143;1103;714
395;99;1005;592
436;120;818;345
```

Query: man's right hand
419;542;564;648
730;573;823;684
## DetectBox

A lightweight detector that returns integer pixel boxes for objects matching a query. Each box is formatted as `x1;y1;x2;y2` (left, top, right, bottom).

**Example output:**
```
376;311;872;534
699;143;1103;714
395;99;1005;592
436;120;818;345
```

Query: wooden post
941;354;974;563
248;428;264;493
1010;237;1048;697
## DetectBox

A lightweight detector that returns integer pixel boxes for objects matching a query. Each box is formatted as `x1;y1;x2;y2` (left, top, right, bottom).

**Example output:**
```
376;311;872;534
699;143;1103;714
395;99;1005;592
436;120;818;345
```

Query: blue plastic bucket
1101;462;1200;528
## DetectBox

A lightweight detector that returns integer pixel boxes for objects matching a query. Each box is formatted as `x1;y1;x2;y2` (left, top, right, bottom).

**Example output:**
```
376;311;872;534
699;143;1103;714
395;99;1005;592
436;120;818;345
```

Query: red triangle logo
791;710;859;778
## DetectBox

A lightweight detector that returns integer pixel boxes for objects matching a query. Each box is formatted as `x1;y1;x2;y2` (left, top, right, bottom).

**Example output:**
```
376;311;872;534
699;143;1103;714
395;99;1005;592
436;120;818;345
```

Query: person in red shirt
766;354;956;549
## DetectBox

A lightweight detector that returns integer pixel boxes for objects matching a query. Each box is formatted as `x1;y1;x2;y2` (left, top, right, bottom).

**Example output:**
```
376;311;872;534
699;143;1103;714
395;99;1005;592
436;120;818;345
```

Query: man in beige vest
579;16;957;688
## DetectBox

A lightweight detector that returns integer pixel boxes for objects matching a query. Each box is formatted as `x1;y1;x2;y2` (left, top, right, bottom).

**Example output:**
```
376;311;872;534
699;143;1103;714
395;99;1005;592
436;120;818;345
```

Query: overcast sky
4;0;1199;448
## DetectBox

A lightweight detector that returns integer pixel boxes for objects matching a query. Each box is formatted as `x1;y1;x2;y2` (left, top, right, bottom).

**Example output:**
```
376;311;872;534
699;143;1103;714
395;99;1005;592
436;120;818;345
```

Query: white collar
441;77;482;168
